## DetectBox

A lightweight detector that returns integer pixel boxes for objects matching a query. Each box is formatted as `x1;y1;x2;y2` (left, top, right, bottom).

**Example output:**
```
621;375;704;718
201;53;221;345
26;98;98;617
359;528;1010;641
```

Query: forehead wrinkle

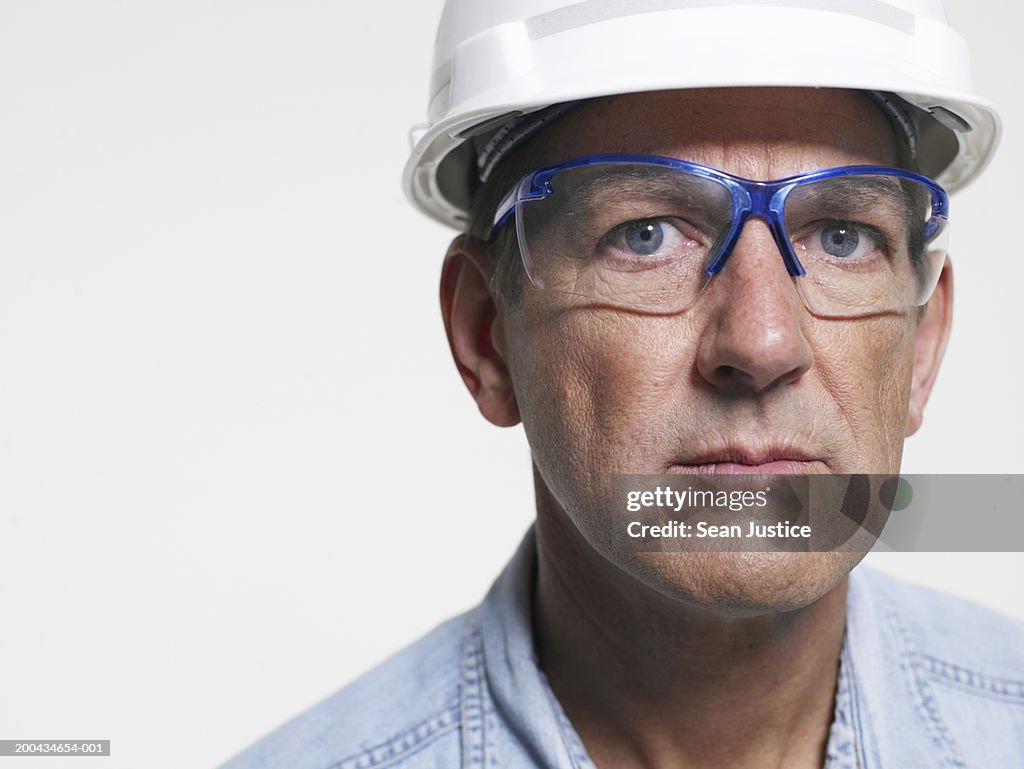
529;88;898;178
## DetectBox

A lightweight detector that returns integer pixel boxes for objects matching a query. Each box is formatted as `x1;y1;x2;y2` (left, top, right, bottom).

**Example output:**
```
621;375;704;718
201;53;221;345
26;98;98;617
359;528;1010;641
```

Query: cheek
507;302;697;482
810;314;917;470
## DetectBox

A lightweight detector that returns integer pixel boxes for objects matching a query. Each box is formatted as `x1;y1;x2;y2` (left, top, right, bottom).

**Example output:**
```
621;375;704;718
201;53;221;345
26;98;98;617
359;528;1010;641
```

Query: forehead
531;87;899;179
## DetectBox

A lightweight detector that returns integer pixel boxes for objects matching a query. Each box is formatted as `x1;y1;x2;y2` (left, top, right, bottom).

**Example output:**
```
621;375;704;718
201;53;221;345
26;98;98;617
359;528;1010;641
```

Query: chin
628;550;861;616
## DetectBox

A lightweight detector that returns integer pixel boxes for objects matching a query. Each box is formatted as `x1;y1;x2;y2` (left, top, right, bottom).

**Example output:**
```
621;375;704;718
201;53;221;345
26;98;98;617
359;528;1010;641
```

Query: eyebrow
494;163;926;240
566;169;914;214
566;168;713;209
789;175;912;214
492;166;719;235
561;170;736;236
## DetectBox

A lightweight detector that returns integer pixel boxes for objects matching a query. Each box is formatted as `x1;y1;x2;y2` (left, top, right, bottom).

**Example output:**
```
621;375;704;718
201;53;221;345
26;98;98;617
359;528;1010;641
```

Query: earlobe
906;257;954;436
440;235;521;427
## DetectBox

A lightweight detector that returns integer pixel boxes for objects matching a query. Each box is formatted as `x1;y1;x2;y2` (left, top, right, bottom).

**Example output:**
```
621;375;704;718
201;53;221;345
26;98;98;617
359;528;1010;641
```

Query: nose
695;218;814;394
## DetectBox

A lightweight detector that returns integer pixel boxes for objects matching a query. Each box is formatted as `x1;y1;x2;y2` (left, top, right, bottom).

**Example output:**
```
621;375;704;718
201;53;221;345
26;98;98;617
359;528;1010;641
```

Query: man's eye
802;220;883;260
623;220;666;255
604;218;694;258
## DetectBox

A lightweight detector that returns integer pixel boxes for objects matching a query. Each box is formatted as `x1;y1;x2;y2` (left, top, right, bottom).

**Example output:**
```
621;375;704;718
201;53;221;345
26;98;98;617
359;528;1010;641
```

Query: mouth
669;448;829;475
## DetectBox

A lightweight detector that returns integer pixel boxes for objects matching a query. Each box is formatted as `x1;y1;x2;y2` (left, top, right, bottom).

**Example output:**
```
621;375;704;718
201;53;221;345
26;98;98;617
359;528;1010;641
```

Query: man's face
457;87;951;612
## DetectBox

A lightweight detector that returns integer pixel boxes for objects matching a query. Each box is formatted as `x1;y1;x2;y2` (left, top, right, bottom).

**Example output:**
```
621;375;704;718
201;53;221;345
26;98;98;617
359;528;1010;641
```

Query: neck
532;476;848;769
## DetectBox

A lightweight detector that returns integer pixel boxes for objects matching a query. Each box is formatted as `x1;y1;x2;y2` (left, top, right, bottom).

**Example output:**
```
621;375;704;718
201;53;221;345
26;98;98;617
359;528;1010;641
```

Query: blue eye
820;223;859;258
623;220;665;255
597;217;702;268
796;220;883;262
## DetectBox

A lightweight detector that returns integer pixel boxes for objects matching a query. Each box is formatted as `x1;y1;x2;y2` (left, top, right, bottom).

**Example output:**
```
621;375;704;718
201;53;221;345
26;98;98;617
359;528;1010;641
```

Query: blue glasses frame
491;154;949;279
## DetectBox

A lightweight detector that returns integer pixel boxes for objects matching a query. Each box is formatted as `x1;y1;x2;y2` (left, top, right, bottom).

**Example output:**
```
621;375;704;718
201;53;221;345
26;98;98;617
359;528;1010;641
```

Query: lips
670;460;826;475
669;447;829;474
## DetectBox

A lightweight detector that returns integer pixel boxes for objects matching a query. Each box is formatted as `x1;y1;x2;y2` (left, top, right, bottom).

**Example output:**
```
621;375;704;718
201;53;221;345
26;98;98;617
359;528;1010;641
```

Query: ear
906;256;953;436
440;235;521;427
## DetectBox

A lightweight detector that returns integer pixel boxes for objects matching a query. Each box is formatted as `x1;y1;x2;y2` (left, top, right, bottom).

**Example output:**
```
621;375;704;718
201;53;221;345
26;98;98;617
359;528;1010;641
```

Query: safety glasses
491;155;950;317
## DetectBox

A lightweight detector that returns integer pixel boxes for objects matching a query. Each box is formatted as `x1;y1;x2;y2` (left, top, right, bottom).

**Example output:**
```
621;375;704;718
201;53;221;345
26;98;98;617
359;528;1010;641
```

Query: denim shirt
220;528;1024;769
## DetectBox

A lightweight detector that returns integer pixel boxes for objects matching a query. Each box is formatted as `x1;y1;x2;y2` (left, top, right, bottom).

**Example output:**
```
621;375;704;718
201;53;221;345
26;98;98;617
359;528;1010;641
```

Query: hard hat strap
477;101;583;184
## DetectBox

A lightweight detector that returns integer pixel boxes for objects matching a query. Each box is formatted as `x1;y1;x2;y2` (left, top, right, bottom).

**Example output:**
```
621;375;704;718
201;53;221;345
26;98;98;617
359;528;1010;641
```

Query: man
222;1;1023;767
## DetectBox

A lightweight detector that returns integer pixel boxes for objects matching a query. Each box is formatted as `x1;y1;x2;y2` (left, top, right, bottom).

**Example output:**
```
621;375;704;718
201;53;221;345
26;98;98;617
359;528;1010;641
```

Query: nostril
715;365;751;388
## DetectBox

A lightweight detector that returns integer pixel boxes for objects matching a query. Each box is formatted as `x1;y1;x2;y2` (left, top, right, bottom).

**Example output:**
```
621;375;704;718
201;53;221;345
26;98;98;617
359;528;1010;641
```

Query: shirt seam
331;706;460;769
880;586;968;769
919;654;1024;703
460;618;487;768
538;668;592;769
838;635;868;769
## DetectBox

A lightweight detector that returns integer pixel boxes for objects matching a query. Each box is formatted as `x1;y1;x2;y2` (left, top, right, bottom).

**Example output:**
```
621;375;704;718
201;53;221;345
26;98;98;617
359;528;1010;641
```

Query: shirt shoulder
858;565;1024;680
218;608;476;769
854;565;1024;763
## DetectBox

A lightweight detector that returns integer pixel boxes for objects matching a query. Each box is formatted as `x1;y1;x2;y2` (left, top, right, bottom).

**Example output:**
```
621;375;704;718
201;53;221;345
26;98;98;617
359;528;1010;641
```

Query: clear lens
514;164;948;316
516;164;734;312
784;174;948;316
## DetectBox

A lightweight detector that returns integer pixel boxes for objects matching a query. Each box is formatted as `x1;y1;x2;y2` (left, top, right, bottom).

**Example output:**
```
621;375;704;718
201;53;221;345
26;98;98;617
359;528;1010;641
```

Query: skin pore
440;88;953;769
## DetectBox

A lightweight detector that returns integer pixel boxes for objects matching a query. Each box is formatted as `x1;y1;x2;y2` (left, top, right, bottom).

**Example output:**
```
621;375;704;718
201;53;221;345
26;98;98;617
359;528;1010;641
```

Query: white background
0;2;1020;767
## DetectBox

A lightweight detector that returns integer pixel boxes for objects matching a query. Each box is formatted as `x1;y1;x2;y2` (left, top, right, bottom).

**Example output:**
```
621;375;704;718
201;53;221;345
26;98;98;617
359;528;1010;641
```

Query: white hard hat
403;0;1000;230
